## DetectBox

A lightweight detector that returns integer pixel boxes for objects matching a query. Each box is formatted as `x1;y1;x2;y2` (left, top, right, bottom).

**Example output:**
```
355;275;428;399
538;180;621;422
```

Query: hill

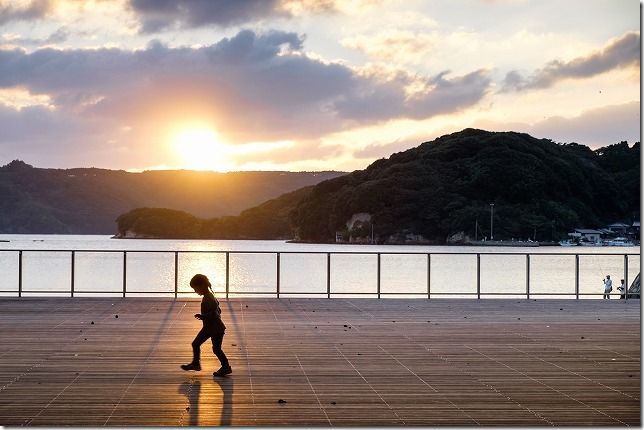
0;161;345;234
114;129;640;243
292;129;639;243
115;186;309;239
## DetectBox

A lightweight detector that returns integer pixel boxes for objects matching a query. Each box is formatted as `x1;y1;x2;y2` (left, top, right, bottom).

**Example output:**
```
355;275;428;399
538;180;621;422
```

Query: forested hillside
115;129;640;244
0;161;345;234
115;187;310;239
293;129;639;243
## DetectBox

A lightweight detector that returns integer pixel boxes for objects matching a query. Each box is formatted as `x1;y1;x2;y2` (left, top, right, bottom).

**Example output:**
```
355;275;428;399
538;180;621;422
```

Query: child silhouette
181;274;232;377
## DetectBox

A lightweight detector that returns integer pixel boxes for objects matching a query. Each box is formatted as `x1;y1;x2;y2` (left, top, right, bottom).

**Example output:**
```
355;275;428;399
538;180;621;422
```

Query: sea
0;234;640;299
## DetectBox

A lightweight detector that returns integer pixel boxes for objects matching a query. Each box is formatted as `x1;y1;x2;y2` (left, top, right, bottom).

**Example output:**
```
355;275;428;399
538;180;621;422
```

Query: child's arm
198;296;221;322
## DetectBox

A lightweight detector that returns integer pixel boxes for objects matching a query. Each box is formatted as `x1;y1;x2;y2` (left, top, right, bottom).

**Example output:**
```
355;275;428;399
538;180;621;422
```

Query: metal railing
0;249;640;299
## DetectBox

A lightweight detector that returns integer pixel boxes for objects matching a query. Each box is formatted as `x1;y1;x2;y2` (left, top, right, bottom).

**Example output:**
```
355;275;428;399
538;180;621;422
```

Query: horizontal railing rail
0;249;640;299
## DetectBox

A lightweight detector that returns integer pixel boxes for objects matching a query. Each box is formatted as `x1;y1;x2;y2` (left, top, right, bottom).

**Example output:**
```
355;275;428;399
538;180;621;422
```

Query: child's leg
191;328;210;364
211;333;230;368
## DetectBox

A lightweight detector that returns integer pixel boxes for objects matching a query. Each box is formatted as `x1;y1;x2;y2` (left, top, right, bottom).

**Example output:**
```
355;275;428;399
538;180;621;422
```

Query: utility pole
475;219;478;241
490;203;494;241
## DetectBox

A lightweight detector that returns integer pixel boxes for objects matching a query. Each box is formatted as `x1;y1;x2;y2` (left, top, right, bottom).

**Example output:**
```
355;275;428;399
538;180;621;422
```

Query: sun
173;127;233;171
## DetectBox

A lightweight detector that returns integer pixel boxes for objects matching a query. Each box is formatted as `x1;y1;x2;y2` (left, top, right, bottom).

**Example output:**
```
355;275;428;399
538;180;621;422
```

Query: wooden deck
0;297;639;426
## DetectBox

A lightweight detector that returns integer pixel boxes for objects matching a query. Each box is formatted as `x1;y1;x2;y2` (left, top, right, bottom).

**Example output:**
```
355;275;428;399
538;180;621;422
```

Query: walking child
181;274;232;376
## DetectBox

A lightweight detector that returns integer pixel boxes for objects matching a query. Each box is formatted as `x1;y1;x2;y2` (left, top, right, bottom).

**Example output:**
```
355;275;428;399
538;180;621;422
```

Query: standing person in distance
617;278;626;299
603;275;612;299
181;274;232;377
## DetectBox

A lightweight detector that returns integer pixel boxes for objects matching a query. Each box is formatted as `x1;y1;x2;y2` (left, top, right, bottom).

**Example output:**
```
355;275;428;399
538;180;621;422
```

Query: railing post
427;253;431;299
71;251;75;298
18;250;22;298
276;252;280;298
377;253;381;299
123;251;127;298
477;254;481;299
174;251;179;299
624;254;628;300
575;254;579;299
327;253;331;298
526;254;530;300
225;252;230;298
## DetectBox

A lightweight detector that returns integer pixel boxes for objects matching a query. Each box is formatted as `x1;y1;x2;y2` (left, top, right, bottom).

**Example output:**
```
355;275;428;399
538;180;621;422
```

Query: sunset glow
173;128;233;172
0;1;638;172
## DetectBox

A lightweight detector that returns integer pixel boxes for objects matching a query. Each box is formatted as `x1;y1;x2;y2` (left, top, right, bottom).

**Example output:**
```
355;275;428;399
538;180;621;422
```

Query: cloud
9;24;634;171
334;67;492;122
529;101;640;147
0;28;492;151
472;101;640;148
341;29;435;65
501;31;640;91
0;0;341;33
126;0;340;32
0;101;101;168
0;0;54;25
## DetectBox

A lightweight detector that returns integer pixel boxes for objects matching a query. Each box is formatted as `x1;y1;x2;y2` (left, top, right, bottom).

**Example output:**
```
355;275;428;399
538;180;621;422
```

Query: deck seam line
242;299;258;425
423;343;554;425
0;298;112;396
509;345;638;400
344;299;551;425
468;346;628;425
266;299;332;425
496;324;641;390
342;299;452;425
336;346;406;425
103;302;186;425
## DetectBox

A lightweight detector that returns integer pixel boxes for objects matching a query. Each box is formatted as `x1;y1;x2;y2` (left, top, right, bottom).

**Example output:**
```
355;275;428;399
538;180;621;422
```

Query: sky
0;0;640;173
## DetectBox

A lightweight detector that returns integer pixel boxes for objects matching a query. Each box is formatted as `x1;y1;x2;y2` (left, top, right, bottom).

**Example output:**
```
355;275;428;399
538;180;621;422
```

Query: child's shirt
201;291;226;334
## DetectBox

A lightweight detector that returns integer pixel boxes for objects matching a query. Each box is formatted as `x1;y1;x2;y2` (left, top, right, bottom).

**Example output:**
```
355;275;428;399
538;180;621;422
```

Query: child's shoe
181;362;201;371
213;366;232;376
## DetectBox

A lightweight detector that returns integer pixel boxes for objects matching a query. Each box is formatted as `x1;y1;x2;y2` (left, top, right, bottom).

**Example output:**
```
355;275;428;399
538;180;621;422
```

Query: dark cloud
0;28;503;170
0;0;54;25
0;29;486;148
43;26;71;44
407;70;492;119
127;0;307;32
501;31;640;92
0;0;337;32
334;68;492;122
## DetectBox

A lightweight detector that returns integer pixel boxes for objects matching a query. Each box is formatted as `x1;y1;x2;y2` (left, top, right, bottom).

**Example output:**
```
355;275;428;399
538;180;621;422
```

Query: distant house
606;222;630;234
568;228;602;242
631;221;640;235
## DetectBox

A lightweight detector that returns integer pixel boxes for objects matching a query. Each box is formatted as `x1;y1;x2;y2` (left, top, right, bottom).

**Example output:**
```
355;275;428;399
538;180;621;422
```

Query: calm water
0;234;640;299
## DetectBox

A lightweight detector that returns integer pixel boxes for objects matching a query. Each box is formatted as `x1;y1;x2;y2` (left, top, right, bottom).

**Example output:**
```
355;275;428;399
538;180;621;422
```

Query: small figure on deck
617;278;626;299
181;274;232;377
603;275;612;299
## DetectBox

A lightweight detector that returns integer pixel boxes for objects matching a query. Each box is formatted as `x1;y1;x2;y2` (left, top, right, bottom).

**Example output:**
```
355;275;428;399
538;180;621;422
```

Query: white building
568;228;602;242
